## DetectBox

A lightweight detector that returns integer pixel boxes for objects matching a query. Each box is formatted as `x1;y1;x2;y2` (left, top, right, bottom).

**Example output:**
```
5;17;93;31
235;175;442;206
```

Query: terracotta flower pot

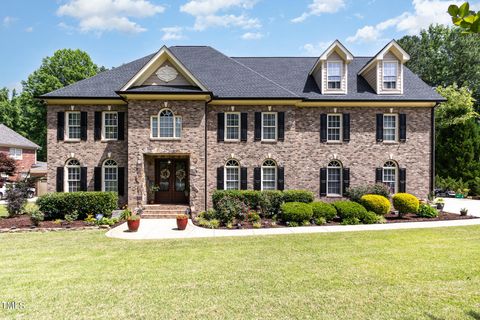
176;217;188;230
127;219;140;232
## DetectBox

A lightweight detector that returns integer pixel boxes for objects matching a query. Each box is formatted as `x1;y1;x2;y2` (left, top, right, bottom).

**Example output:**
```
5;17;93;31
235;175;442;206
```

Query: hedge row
37;192;118;220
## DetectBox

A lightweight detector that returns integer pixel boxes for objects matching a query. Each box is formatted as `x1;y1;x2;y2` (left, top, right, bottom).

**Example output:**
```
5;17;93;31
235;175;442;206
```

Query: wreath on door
176;169;186;181
160;168;170;180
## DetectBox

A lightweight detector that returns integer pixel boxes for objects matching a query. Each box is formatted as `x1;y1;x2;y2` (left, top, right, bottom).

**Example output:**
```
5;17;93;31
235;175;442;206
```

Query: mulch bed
0;215;124;232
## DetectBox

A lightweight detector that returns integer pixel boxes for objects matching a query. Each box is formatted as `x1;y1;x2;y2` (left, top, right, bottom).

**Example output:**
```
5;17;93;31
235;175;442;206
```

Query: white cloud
354;13;364;20
347;0;480;43
241;31;263;40
292;0;345;23
161;26;185;40
3;16;17;27
25;26;33;32
180;0;261;31
57;0;165;34
302;41;332;56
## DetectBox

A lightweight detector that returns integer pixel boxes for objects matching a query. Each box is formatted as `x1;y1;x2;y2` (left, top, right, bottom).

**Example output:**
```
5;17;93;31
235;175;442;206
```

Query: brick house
41;40;444;212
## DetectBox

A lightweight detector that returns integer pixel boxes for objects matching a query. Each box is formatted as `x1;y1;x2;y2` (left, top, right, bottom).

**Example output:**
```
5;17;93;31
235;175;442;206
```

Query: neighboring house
0;124;41;182
40;40;444;212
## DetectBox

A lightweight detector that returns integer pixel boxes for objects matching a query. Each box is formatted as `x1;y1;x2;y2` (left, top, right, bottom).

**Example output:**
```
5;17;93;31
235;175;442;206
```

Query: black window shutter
254;112;262;141
217;113;225;142
375;168;383;183
320;114;327;143
118;112;125;141
278;112;285;141
320;168;327;196
376;114;383;142
240;113;248;142
94;167;102;191
342;113;350;142
399;113;407;142
80;167;88;191
56;167;64;192
216;167;224;190
399;168;406;193
253;167;261;190
342;168;350;195
80;112;88;141
277;166;285;191
240;167;248;190
118;167;125;196
57;112;65;141
94;112;102;141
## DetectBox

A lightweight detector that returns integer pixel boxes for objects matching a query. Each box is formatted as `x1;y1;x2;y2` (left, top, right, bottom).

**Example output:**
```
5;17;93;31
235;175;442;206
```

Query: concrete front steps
141;204;190;219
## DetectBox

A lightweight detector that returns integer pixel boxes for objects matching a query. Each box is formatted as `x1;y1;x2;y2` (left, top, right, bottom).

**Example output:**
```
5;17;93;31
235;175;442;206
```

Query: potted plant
176;214;188;230
435;198;445;210
460;208;468;216
121;207;141;232
148;184;160;204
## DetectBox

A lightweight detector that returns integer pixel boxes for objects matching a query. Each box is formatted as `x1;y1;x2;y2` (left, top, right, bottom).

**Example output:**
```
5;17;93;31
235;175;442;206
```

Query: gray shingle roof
41;46;444;101
0;124;40;149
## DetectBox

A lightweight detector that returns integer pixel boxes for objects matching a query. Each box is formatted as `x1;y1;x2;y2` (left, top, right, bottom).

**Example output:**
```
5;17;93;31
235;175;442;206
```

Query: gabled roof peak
358;40;410;75
309;40;354;75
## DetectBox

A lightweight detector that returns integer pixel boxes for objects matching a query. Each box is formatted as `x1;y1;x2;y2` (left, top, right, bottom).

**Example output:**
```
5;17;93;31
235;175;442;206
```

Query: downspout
430;104;437;194
204;94;213;211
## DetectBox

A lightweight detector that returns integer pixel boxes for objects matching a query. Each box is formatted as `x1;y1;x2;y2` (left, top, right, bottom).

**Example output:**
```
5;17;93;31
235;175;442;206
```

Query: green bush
247;211;261;223
282;190;314;203
360;194;391;216
214;195;248;224
392;193;419;215
37;192;118;220
310;201;337;222
341;217;361;225
258;190;284;217
333;201;368;220
361;211;385;224
346;184;390;203
417;204;439;218
199;209;217;220
280;202;313;223
29;208;45;226
197;217;220;229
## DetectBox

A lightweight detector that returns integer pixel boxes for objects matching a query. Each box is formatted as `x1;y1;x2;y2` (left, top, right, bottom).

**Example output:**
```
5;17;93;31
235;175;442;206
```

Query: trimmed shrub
37;192;118;220
280;202;313;223
360;194;391;216
361;211;384;224
310;201;337;222
282;190;314;203
29;209;45;226
333;200;368;220
247;211;261;223
346;183;390;203
392;193;419;215
341;217;361;225
214;195;248;224
417;204;439;218
258;190;284;217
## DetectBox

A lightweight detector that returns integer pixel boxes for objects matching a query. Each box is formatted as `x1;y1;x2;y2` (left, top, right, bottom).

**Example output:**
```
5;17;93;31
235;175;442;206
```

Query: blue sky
0;0;471;92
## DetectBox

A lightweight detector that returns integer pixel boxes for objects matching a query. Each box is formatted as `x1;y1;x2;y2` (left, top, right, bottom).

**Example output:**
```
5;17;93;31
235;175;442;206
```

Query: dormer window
383;62;398;89
327;62;342;89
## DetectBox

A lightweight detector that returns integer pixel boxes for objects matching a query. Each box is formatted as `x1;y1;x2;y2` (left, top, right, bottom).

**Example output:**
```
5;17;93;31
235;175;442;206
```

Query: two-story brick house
41;40;444;212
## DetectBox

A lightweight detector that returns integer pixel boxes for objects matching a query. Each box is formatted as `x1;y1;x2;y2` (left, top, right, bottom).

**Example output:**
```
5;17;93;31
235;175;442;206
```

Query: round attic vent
156;65;178;82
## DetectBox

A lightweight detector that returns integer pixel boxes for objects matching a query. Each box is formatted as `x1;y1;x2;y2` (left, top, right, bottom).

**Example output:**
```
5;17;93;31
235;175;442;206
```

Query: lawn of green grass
1;226;480;319
0;205;7;217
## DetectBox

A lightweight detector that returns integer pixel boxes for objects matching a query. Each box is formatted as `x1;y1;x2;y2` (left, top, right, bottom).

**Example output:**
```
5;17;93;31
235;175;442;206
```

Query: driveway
443;198;480;217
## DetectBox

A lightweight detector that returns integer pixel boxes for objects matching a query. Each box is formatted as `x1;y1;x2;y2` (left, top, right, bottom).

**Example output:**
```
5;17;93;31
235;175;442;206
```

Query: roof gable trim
358;40;410;75
309;40;354;75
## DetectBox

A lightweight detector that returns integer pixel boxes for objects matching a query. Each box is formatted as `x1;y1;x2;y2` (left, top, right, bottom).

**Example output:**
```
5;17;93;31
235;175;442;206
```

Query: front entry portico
154;158;189;204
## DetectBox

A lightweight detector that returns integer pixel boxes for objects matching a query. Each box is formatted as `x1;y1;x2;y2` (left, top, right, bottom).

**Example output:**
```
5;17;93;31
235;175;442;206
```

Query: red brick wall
0;146;37;181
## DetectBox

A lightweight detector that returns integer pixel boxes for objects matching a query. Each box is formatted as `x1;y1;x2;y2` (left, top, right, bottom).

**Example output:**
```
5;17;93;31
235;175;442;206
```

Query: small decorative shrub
84;214;97;225
346;183;390;203
460;208;468;216
37;192;118;220
315;217;327;225
23;203;40;215
360;194;391;216
64;210;79;223
361;211;384;224
341;217;361;225
215;195;248;223
333;200;368;220
280;202;313;223
392;193;419;215
29;209;45;226
310;201;337;222
282;190;314;203
197;217;219;229
252;221;262;228
199;209;217;220
417;204;439;218
6;188;27;217
258;190;284;217
96;217;119;226
247;211;261;223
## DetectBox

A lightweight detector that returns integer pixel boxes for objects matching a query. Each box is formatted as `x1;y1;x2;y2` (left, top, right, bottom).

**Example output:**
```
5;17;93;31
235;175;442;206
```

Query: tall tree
20;49;104;160
0;88;23;131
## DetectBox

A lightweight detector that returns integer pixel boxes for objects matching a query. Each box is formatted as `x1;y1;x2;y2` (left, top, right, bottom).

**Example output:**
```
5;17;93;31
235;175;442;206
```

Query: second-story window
67;112;81;140
383;62;398;89
151;109;181;139
327;62;342;89
262;112;277;141
103;112;118;140
383;114;397;142
225;112;240;141
327;114;342;142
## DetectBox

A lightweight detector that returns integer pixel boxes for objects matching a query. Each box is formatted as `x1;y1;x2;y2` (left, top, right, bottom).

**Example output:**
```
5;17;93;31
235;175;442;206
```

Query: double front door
154;159;189;204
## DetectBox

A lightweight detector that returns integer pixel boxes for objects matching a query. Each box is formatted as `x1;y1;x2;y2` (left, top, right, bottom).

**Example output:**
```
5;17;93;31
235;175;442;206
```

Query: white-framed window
9;148;22;160
225;112;240;141
261;159;277;190
66;112;81;140
65;159;81;193
383;114;398;142
151;109;181;139
383;61;398;89
327;160;342;196
383;161;397;193
327;114;342;142
102;159;118;192
262;112;277;141
224;159;240;190
327;62;342;89
102;112;118;140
